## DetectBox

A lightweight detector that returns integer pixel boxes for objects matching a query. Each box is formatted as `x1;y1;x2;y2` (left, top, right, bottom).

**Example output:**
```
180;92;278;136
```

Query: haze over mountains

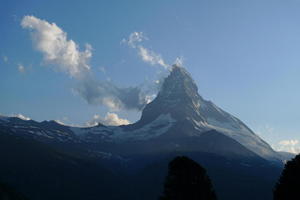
0;65;290;200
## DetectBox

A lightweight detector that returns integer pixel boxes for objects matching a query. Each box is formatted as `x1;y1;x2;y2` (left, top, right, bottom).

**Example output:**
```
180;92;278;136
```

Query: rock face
127;65;279;161
139;65;206;125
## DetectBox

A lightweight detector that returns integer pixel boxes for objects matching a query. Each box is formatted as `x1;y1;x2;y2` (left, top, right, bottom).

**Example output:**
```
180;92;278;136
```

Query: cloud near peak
75;78;148;111
87;112;130;126
122;32;169;69
122;31;147;48
21;15;152;111
138;46;168;69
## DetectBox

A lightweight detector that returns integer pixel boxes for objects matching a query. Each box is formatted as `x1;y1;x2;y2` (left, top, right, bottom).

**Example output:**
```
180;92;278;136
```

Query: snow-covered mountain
0;64;285;200
70;65;280;161
132;65;280;160
0;65;281;162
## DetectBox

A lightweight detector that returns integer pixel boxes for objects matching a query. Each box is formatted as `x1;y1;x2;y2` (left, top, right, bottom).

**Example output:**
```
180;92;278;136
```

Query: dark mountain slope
0;129;127;200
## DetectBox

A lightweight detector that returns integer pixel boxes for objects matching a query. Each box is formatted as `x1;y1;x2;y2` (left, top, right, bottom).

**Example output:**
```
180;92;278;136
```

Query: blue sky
1;0;300;153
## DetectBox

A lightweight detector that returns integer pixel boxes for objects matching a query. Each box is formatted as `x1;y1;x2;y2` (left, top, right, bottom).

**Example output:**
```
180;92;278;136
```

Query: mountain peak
158;65;202;105
133;65;279;161
159;65;199;98
137;66;206;126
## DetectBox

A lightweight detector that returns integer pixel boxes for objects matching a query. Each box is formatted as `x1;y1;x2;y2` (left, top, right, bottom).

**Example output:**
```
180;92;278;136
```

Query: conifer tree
274;154;300;200
160;156;217;200
0;183;29;200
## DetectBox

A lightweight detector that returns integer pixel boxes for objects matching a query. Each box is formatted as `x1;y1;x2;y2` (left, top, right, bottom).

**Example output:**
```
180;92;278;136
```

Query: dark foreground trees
0;183;29;200
160;156;217;200
274;154;300;200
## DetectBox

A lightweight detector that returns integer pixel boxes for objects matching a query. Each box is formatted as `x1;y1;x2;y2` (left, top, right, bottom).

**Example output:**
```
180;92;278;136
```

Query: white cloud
87;112;130;126
138;46;168;69
21;16;153;111
122;31;147;48
18;64;25;73
254;124;300;154
279;140;299;146
102;97;121;111
21;15;92;78
2;55;8;63
103;112;130;126
275;139;300;154
123;32;169;69
75;79;148;111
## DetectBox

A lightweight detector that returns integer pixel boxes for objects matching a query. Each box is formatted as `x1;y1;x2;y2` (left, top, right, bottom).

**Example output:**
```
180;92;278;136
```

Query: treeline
2;155;299;200
159;155;300;200
0;182;29;200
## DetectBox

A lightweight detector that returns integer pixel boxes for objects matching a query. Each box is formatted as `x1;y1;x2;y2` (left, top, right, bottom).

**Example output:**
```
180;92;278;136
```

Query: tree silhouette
160;156;217;200
0;182;29;200
274;154;300;200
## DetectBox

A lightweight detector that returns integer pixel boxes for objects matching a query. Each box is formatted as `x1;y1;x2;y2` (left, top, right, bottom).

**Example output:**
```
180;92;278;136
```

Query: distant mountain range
0;65;293;200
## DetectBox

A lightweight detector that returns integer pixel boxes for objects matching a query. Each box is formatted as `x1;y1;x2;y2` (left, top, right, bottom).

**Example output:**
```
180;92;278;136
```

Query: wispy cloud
138;46;168;68
275;139;300;154
279;140;299;146
122;32;169;69
18;64;25;73
2;55;8;63
121;31;147;48
21;15;150;111
87;112;130;126
75;78;148;110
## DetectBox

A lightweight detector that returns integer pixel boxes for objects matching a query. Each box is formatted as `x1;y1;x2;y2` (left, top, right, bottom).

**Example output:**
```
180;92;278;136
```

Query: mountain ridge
0;65;281;162
0;65;286;200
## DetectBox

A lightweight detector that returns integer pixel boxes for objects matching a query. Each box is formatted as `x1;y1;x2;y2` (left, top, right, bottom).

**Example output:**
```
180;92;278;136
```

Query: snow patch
14;114;31;121
71;114;176;141
193;117;279;160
